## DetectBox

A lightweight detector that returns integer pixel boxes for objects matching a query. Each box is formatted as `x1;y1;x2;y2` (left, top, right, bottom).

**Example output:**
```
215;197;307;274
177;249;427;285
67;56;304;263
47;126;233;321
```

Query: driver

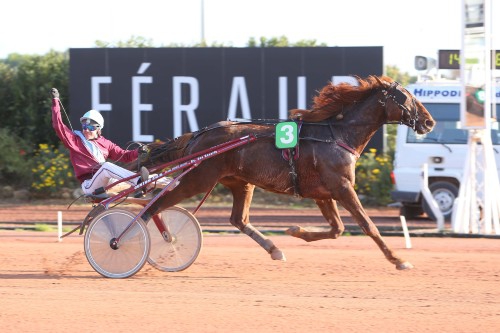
49;88;149;197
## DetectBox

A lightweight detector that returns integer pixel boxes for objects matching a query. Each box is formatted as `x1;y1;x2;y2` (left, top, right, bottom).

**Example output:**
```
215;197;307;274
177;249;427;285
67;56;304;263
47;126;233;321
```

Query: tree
95;35;157;48
247;35;325;47
0;51;69;146
385;65;417;86
95;36;231;48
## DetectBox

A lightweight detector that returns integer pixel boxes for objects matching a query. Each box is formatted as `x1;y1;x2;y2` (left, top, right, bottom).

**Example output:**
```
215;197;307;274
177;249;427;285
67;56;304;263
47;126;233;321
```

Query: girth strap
281;119;302;198
286;148;301;198
281;145;299;161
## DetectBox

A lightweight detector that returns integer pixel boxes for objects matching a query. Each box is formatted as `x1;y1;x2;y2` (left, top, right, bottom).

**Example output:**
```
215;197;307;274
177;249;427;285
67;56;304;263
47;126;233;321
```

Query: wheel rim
433;189;455;215
147;206;202;272
85;209;150;278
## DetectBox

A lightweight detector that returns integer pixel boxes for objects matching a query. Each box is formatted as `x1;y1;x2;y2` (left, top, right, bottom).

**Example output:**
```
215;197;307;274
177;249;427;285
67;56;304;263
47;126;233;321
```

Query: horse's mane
289;75;393;122
130;132;194;170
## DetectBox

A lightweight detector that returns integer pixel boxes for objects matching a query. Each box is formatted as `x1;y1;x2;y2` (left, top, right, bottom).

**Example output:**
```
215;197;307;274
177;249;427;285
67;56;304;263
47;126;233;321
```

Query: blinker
393;89;407;105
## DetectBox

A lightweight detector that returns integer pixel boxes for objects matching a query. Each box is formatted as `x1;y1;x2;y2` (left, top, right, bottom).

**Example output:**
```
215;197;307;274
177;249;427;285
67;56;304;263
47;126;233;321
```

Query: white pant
81;162;139;195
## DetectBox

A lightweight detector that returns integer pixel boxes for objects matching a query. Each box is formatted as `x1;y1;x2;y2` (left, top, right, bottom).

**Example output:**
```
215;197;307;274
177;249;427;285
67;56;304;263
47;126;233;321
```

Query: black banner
69;47;383;149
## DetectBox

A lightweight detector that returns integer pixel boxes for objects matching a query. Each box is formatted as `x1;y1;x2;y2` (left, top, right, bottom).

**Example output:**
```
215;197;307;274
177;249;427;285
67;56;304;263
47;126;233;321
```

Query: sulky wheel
147;206;203;272
84;208;150;278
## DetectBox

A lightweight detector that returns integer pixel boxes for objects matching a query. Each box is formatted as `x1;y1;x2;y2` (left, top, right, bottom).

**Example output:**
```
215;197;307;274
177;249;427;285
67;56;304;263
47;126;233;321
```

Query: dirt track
1;204;500;332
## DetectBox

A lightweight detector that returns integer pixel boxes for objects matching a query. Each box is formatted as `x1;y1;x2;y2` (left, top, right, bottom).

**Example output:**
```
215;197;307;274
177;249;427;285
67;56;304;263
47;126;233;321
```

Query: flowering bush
31;143;77;196
355;148;393;206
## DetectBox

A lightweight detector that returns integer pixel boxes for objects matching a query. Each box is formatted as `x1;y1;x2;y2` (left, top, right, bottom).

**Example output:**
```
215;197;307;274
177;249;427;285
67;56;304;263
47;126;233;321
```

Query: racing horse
139;75;435;270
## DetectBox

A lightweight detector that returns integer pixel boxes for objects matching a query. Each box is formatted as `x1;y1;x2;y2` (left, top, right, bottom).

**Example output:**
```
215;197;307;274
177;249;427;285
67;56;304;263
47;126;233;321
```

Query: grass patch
34;224;55;232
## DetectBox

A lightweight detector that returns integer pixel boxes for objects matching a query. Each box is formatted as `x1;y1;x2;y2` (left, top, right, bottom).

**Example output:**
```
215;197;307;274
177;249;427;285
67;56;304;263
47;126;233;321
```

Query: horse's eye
393;89;407;104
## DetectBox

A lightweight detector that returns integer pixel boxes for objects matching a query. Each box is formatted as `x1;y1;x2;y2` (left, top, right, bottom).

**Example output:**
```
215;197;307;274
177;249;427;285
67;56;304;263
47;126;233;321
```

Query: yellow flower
372;169;380;175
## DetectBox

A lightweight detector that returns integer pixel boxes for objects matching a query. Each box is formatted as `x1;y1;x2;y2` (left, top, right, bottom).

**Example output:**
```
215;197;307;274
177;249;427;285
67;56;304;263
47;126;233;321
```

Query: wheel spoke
147;206;202;272
84;209;150;278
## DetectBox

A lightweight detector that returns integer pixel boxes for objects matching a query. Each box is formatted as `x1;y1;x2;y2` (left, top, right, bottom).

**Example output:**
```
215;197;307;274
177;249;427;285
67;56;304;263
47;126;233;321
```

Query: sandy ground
1;224;500;333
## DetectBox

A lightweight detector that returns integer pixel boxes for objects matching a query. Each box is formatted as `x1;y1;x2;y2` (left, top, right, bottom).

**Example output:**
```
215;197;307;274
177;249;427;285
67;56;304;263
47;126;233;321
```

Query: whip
57;99;74;132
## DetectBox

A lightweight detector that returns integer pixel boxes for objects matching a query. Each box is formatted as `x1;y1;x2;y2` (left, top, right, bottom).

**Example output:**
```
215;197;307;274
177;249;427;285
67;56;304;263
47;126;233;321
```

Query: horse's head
375;77;435;134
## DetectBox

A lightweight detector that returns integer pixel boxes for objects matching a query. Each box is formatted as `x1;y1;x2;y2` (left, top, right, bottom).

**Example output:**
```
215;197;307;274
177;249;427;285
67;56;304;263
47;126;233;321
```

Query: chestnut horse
139;75;435;270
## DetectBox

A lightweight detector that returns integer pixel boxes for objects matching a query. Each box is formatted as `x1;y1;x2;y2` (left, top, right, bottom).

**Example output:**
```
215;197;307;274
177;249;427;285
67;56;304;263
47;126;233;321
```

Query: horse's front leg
221;178;286;261
286;198;345;241
338;184;413;270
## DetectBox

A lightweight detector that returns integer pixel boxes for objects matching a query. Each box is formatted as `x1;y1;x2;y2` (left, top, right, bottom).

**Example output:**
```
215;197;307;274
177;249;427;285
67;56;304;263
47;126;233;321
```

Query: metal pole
421;163;444;231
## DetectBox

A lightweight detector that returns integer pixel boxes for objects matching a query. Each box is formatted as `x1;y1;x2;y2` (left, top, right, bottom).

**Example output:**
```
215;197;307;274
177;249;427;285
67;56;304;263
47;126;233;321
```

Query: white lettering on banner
297;77;306;110
279;77;288;119
278;76;307;120
91;76;112;111
228;77;251;121
132;63;154;142
137;63;150;75
173;76;200;138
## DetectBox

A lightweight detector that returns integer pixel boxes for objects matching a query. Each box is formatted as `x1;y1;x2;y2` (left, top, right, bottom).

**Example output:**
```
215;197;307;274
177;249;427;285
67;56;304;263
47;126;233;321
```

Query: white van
391;80;500;220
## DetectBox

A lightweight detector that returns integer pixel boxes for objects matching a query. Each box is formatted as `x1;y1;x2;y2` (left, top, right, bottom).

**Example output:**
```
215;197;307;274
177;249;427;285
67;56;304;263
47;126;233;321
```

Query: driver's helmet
80;110;104;129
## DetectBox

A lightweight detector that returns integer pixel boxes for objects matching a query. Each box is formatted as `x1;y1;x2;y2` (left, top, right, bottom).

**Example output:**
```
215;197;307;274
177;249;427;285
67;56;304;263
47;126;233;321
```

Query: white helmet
80;110;104;129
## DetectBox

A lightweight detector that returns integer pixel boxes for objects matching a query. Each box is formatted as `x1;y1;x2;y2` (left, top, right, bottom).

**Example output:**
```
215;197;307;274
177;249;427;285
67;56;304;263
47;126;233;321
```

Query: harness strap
326;118;360;159
281;145;300;161
287;148;301;197
337;141;360;159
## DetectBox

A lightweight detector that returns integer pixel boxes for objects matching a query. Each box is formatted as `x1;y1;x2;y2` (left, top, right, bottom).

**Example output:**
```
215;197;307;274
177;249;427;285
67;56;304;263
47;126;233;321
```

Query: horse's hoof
396;261;414;270
285;226;302;237
271;249;286;261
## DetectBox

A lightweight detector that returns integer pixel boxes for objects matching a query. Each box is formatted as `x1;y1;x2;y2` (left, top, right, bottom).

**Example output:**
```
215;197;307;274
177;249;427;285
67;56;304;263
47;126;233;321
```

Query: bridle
378;81;418;130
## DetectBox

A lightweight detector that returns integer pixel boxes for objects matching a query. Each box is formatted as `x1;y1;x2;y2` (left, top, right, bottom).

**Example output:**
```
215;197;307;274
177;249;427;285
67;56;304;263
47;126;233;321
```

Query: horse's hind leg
338;185;413;270
221;178;286;261
286;199;345;241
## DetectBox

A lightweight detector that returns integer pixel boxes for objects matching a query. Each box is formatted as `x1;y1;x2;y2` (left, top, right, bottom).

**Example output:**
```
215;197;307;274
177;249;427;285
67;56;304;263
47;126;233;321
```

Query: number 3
275;122;298;149
280;124;295;144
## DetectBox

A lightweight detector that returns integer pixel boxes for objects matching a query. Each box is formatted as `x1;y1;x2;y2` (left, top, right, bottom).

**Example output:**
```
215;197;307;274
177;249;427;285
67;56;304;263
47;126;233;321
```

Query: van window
423;103;460;121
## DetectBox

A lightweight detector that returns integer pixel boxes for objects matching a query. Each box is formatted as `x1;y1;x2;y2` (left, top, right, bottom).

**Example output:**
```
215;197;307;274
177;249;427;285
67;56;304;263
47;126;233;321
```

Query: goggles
82;123;99;131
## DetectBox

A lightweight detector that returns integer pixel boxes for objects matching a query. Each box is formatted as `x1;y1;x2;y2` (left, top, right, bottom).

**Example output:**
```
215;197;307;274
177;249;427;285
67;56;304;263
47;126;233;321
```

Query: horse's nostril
425;119;435;129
